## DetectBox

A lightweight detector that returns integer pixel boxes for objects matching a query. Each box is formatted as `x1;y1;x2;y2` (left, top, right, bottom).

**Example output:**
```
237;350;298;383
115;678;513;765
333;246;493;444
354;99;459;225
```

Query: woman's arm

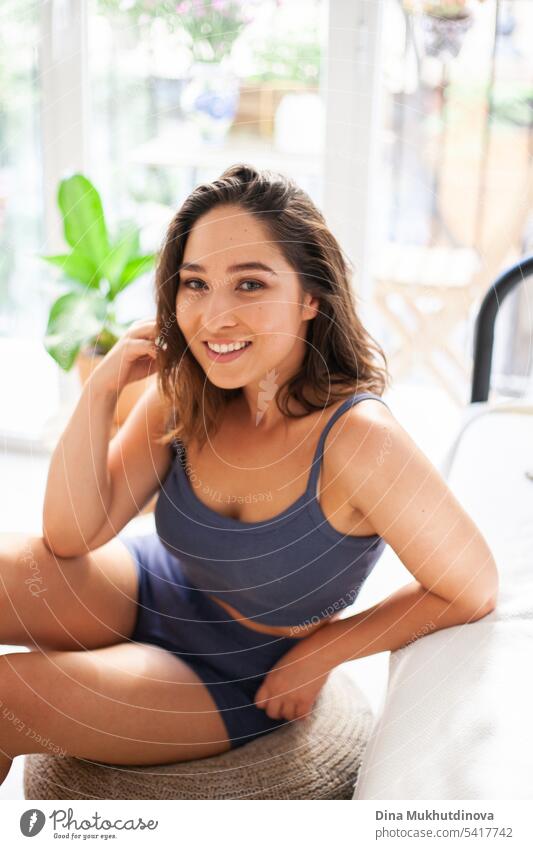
255;401;499;721
42;319;160;558
255;582;495;722
337;400;500;615
327;578;497;666
42;378;117;557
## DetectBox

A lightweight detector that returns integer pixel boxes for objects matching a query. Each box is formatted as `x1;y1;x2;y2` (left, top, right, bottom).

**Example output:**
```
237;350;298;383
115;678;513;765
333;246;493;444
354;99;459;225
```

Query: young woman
0;163;498;783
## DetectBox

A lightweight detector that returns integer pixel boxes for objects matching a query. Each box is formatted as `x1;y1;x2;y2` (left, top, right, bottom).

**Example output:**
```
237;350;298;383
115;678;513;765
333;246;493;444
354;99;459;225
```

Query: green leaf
57;174;111;267
44;290;109;371
104;222;142;295
40;252;101;288
111;254;156;298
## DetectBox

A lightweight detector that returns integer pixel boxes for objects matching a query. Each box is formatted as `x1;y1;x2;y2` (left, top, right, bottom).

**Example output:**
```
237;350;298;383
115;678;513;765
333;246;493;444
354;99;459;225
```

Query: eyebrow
177;260;278;276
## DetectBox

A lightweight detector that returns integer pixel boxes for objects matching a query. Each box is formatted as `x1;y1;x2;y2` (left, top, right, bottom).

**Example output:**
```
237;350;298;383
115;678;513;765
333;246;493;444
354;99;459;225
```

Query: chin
205;374;246;390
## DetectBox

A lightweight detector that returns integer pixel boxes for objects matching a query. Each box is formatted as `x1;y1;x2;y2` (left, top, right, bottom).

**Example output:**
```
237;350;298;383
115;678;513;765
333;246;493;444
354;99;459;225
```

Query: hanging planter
403;0;486;61
421;7;473;60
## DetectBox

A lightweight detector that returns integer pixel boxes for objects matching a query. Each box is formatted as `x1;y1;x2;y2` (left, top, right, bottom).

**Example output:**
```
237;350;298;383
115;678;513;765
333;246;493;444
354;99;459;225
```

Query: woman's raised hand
88;318;161;397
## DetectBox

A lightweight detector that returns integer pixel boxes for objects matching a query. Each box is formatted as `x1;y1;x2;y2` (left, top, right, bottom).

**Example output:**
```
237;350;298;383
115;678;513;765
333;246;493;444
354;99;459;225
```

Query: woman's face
175;203;319;396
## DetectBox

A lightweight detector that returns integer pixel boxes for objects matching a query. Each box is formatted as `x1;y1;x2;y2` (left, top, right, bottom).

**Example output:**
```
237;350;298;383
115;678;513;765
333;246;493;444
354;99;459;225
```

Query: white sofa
354;402;533;799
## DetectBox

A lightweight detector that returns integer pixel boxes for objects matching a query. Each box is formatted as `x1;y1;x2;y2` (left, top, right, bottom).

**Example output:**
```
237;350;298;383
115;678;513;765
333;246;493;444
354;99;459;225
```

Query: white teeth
206;341;250;354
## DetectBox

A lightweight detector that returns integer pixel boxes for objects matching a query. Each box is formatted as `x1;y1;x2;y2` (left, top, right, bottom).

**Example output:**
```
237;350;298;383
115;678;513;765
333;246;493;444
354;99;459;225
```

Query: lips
203;340;252;346
202;340;252;362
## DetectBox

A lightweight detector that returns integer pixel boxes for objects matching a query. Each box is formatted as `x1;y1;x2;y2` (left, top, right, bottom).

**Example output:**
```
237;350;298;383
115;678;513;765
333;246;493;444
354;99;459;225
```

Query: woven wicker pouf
24;669;372;800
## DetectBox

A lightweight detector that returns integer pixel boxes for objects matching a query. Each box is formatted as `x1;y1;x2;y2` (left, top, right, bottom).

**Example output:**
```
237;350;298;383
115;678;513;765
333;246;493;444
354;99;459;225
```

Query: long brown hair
154;162;390;450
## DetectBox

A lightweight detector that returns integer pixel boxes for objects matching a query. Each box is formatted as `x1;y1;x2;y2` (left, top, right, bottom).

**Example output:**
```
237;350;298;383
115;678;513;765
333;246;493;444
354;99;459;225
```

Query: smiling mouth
202;340;253;362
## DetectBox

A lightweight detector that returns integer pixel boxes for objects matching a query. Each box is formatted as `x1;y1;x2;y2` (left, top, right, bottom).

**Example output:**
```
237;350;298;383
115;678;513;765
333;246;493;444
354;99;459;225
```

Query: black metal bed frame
471;255;533;403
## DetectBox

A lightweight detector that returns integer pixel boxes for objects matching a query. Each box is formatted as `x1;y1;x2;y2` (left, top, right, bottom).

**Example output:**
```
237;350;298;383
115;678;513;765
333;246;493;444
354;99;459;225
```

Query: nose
199;282;241;334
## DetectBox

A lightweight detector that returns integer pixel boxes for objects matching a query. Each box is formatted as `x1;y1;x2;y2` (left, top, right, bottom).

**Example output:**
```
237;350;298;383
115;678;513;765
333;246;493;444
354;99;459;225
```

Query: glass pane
88;0;328;323
0;0;45;336
0;0;61;442
372;0;533;405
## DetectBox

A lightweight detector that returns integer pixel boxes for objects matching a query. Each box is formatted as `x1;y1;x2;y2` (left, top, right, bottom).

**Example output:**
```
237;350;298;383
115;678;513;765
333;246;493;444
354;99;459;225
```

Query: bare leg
0;533;139;650
0;642;231;786
0;752;12;784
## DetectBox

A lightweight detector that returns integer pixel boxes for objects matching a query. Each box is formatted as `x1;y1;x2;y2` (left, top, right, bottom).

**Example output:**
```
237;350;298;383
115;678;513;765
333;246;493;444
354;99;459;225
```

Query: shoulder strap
306;392;390;494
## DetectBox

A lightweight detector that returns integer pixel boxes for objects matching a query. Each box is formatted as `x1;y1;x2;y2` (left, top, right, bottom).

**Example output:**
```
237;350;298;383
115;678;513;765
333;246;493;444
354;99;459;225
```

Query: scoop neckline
172;442;382;543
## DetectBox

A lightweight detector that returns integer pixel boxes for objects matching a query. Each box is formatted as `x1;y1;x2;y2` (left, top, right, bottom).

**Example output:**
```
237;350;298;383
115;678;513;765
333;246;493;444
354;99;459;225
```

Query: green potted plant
41;173;157;429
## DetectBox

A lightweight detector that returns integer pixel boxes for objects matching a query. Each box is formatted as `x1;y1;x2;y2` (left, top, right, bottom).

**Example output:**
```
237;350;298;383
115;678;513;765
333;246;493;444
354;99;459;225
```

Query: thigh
0;642;231;764
0;532;139;651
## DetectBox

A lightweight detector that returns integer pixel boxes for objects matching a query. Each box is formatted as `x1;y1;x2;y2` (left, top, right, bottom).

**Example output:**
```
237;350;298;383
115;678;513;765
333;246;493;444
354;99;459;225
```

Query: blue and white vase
180;59;240;146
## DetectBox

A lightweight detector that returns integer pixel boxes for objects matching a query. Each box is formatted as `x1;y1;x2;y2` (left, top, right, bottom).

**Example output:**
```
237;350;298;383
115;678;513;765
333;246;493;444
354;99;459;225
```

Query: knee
0;654;27;755
0;652;28;705
0;652;54;758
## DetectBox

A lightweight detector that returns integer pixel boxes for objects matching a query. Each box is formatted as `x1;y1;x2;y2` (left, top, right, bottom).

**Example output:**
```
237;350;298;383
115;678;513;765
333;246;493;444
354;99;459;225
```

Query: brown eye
182;279;265;292
182;279;205;290
239;280;265;292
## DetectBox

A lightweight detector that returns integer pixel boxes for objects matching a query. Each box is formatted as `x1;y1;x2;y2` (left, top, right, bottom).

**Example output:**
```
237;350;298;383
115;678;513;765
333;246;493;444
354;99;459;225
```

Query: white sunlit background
0;0;532;800
1;0;531;451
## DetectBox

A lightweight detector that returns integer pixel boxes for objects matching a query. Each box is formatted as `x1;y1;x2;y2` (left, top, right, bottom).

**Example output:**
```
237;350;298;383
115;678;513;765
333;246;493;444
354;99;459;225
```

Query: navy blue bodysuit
119;391;389;749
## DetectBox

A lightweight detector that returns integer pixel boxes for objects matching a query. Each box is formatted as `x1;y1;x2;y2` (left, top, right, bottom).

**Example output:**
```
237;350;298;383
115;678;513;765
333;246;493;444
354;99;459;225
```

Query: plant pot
234;80;318;139
76;350;158;514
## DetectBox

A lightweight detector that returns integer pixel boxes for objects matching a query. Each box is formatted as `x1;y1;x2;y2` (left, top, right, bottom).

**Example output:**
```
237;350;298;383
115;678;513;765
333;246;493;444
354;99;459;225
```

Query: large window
0;1;60;444
0;0;328;447
0;1;44;335
1;0;531;448
87;0;328;324
371;0;533;405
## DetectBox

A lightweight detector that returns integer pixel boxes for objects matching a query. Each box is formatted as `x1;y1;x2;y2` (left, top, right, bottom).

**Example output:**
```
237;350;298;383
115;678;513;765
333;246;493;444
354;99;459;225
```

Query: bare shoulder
328;395;425;498
329;395;498;612
319;395;397;521
323;395;397;475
